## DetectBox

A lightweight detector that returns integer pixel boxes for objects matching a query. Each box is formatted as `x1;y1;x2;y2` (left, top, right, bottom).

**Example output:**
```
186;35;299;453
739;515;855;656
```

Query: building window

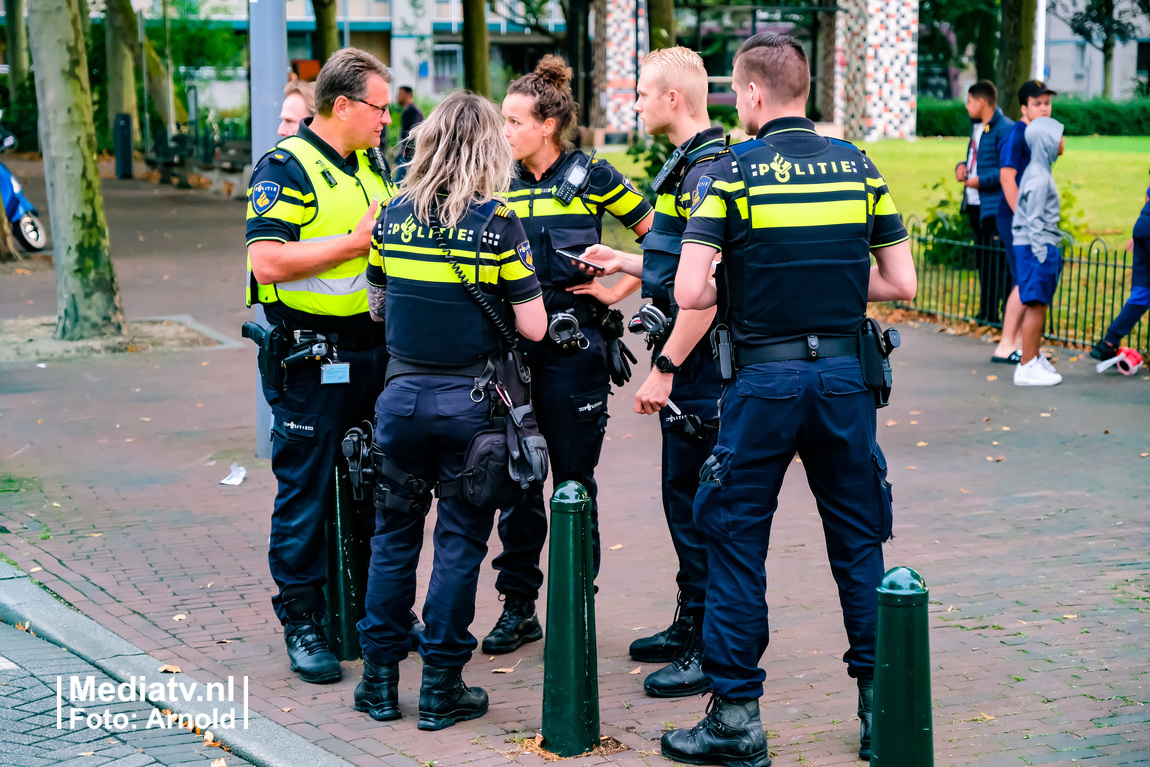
1138;40;1150;74
434;45;463;92
1074;41;1087;78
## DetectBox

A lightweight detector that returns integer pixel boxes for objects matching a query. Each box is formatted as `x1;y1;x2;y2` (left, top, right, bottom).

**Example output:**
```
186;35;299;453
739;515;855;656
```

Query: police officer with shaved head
662;33;917;765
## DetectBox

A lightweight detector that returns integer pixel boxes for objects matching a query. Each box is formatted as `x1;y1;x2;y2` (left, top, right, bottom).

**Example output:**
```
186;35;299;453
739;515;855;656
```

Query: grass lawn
601;135;1150;250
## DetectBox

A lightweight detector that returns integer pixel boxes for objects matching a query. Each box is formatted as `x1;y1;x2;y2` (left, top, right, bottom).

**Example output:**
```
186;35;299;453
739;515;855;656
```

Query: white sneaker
1014;357;1062;386
1037;353;1056;373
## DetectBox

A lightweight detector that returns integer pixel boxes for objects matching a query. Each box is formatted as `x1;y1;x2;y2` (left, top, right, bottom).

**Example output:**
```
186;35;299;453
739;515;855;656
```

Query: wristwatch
654;354;681;374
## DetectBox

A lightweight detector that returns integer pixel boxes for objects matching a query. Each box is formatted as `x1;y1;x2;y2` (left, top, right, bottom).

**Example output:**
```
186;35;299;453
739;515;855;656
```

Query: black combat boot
481;594;543;655
354;658;400;721
630;592;697;663
281;589;341;684
644;632;710;698
857;677;874;760
661;694;772;767
417;666;489;731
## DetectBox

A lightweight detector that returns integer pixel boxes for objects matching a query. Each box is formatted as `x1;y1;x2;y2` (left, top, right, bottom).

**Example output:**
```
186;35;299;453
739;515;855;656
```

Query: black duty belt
385;357;491;385
737;335;860;366
543;289;608;327
282;327;387;351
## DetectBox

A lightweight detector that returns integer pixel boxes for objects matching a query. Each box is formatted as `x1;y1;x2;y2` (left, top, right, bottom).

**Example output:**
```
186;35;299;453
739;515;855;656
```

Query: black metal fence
900;216;1148;355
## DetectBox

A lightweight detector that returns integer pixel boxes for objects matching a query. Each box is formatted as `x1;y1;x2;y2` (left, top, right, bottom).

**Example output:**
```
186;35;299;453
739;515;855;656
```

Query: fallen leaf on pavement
960;488;969;493
992;441;999;445
215;639;232;644
986;375;998;381
79;753;94;757
493;659;522;674
1069;356;1078;362
983;416;991;421
996;456;1004;462
608;544;624;550
139;417;152;422
1141;453;1149;458
90;533;102;537
1104;430;1110;434
980;712;995;720
52;502;60;507
29;567;41;572
281;707;294;712
910;411;922;415
916;441;928;447
946;605;954;612
906;466;916;469
211;759;227;767
986;456;995;461
1063;614;1077;619
14;268;29;275
910;420;918;424
158;664;181;673
1002;426;1011;431
885;419;898;427
1040;413;1051;418
173;614;187;621
629;667;642;674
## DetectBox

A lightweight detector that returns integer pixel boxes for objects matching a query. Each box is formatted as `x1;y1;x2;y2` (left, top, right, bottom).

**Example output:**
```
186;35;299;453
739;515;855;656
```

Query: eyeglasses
351;97;389;114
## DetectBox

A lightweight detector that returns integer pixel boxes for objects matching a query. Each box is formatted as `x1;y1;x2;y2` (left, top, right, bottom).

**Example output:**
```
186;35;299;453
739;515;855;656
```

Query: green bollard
871;566;934;767
324;465;371;662
541;481;600;757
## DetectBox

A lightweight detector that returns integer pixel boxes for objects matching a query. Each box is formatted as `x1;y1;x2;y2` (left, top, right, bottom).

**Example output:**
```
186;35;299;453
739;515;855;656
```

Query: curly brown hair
506;54;579;149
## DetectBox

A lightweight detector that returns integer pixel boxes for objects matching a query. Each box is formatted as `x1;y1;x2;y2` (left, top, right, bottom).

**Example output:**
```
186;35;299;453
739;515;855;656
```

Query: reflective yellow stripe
278;271;367;297
385;258;501;285
655;194;678;216
866;176;887;188
281;187;315;203
749;199;866;228
874;193;898;217
523;196;594;218
747;181;866;196
713;180;745;193
380;243;503;263
692;195;727;219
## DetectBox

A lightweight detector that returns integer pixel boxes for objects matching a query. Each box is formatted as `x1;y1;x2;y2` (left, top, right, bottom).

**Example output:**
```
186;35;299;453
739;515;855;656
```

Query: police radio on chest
651;146;689;195
366;145;391;179
555;151;595;205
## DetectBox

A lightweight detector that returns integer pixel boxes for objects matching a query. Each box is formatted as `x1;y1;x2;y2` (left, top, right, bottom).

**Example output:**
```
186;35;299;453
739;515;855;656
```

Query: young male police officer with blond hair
664;33;916;765
579;46;723;700
245;48;396;685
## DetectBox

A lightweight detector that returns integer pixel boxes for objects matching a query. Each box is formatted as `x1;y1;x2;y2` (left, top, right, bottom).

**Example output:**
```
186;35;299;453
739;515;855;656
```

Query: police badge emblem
251;181;281;216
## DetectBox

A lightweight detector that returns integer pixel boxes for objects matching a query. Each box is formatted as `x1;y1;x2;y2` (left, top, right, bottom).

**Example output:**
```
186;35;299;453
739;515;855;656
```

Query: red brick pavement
2;171;1150;766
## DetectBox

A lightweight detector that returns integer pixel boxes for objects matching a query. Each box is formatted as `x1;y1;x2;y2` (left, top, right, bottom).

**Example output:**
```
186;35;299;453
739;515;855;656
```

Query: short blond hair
642;47;709;118
283;80;316;116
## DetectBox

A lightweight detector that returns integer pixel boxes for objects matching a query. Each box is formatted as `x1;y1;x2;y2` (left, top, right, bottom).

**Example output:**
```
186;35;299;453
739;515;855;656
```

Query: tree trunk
1102;33;1115;98
105;0;140;141
312;0;340;65
0;211;21;263
998;0;1035;120
973;9;998;83
28;0;126;340
462;0;490;97
590;0;607;129
648;0;674;51
106;0;186;134
4;0;29;101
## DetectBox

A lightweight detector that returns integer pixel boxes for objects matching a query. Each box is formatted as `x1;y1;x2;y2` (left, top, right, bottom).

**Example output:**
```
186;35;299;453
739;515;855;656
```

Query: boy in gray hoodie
1011;116;1066;386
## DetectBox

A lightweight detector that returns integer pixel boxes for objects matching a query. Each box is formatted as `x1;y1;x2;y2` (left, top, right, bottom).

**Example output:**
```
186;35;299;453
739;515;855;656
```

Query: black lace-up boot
857;677;874;760
661;694;771;767
282;589;341;684
354;658;400;721
630;592;698;663
480;594;542;654
644;631;710;698
417;666;488;730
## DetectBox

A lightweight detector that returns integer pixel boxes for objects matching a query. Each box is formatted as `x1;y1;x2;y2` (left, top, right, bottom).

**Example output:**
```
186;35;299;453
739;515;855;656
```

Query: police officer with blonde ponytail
481;55;654;655
353;92;546;730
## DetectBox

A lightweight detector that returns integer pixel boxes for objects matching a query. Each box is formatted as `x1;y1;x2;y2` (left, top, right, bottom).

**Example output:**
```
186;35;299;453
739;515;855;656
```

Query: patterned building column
841;0;918;140
605;0;645;133
390;0;434;97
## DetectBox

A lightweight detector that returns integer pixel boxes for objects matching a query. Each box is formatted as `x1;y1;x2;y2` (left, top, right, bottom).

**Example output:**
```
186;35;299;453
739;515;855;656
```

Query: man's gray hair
315;48;391;116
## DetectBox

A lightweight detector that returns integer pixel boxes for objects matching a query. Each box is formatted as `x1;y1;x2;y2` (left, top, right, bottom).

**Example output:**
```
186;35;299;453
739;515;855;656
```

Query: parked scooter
0;111;46;252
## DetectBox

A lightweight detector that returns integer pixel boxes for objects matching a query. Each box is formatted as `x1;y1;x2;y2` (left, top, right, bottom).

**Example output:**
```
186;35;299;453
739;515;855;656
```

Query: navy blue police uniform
629;127;726;667
680;117;907;701
493;152;652;598
357;196;541;671
245;117;395;653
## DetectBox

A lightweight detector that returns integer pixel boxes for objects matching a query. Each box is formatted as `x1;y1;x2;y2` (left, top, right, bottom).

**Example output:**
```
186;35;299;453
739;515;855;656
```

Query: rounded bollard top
877;566;928;605
550;480;592;513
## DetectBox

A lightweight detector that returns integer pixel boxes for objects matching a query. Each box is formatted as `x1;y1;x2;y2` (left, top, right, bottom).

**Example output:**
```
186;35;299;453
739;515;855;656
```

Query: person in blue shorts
1011;117;1066;386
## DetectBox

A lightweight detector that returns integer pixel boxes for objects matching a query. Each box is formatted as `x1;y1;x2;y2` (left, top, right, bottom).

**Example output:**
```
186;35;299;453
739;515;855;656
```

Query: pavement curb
0;561;353;767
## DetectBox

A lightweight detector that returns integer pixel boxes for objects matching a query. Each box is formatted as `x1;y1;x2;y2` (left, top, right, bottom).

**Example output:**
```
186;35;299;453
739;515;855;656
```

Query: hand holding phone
557;247;608;274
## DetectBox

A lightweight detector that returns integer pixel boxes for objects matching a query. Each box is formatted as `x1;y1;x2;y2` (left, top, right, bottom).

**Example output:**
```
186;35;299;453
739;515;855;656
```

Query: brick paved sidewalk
0;622;254;767
2;172;1150;767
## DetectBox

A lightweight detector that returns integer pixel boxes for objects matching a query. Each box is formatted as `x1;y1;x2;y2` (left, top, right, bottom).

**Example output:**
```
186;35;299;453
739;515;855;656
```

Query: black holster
859;319;900;409
242;321;292;394
341;424;434;516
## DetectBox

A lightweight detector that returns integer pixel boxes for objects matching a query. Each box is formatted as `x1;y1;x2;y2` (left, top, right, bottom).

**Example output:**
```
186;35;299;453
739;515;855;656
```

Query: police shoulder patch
269;152;289;165
251;181;282;216
622;176;639;193
516;241;534;270
494;205;513;218
690;177;713;215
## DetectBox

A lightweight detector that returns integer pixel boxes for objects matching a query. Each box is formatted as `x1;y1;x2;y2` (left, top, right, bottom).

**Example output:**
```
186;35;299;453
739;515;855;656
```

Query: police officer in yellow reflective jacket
480;54;654;656
662;34;918;766
353;92;547;729
245;48;396;686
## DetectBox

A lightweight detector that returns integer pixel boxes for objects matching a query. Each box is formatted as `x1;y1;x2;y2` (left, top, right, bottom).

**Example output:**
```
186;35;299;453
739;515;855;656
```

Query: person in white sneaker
1011;116;1066;387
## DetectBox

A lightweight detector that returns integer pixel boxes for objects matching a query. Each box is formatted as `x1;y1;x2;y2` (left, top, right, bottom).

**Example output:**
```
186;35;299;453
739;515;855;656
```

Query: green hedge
917;97;1150;137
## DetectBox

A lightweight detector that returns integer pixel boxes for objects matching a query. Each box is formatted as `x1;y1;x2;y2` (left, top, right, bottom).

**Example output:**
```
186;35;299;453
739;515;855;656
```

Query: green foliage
625;133;673;204
918;179;974;267
918;97;1150;137
0;75;41;151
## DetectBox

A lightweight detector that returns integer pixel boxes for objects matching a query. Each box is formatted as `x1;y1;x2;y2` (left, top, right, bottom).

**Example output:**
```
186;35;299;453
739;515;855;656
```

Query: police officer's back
244;48;396;686
354;92;546;730
662;33;917;767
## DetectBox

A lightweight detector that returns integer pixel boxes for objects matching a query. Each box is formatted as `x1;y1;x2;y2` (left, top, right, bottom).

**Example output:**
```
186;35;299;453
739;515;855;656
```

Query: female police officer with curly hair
353;91;546;729
481;55;655;655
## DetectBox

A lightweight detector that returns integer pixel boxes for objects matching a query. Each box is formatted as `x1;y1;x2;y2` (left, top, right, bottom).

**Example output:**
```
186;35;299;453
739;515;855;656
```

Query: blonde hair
400;91;514;230
283;80;316;116
642;47;709;118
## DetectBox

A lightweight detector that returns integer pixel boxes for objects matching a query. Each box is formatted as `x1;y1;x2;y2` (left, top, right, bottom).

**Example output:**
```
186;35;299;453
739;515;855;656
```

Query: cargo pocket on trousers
377;382;419;418
697;445;733;535
872;445;894;542
272;407;319;443
572;387;610;431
